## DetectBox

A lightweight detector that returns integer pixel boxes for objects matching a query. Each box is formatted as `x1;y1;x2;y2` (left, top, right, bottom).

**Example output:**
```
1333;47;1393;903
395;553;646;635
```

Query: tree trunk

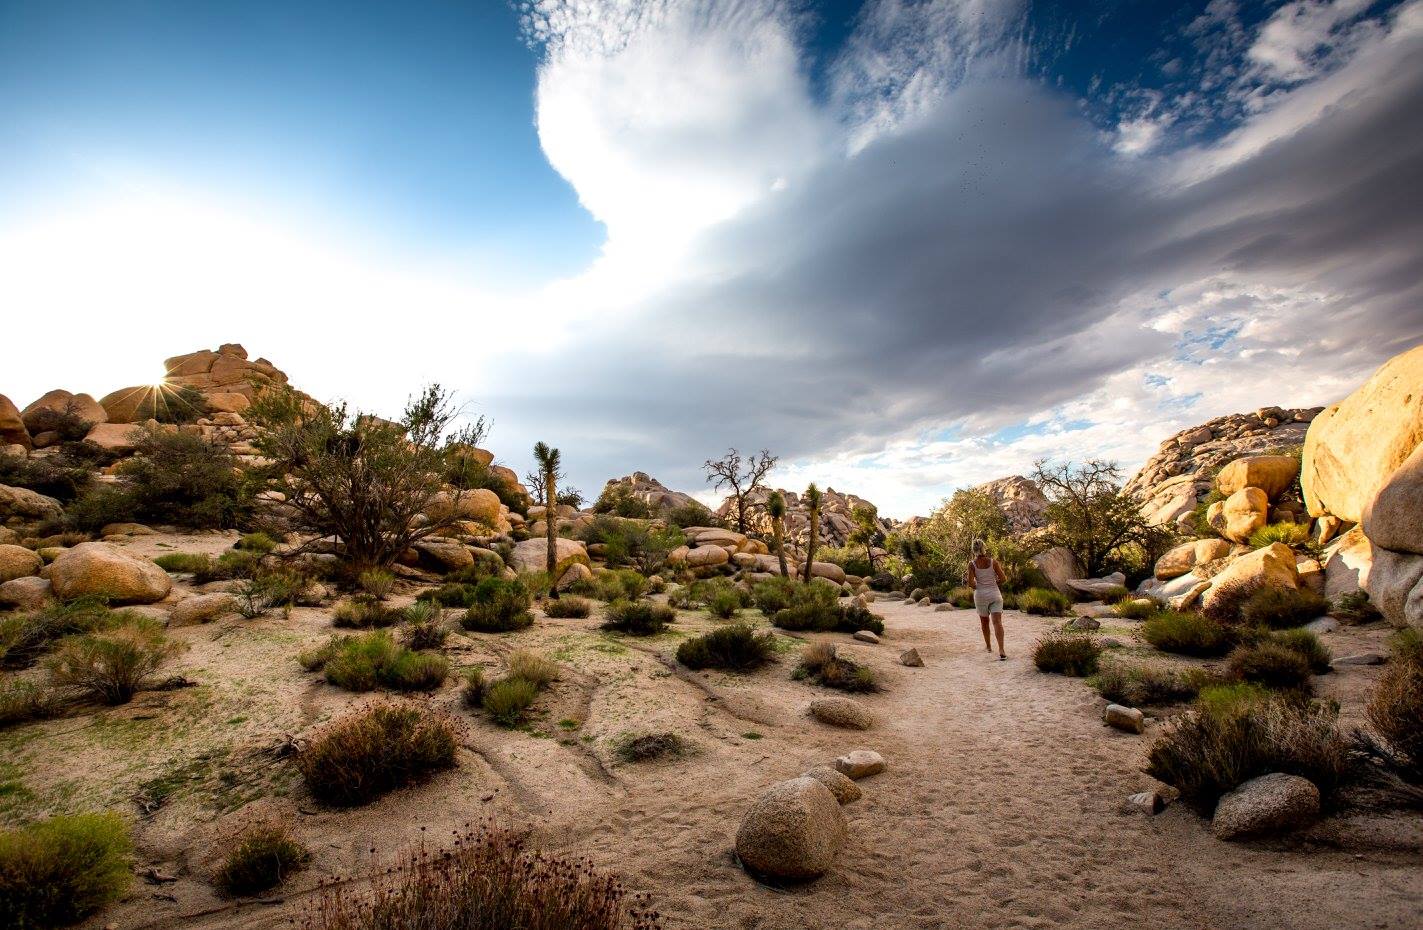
802;510;819;584
774;520;787;577
545;471;558;596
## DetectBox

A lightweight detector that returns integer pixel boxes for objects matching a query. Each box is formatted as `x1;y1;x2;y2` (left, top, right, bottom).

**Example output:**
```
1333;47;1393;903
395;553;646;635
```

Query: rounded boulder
48;542;173;604
735;776;847;881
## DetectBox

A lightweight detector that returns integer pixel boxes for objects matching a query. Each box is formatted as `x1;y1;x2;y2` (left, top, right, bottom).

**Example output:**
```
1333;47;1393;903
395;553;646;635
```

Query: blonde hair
971;539;987;557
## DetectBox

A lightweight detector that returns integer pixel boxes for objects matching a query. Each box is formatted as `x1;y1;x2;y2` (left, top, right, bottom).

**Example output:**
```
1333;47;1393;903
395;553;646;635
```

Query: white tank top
972;559;1000;592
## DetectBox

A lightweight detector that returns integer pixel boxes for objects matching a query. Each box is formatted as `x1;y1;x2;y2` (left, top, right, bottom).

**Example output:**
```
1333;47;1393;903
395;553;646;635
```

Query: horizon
4;0;1422;518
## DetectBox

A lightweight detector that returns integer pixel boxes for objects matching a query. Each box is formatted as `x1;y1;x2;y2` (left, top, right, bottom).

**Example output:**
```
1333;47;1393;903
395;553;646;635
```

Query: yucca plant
767;491;789;578
532;441;563;598
801;483;822;584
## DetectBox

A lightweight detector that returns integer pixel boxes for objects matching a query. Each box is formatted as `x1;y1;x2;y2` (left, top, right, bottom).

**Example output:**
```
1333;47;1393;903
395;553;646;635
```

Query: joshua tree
848;504;883;572
532;442;564;591
801;483;822;584
767;491;789;577
703;448;777;534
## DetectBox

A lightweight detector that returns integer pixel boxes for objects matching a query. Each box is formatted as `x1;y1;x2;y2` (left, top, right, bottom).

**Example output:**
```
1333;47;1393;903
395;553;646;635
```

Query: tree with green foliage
1032;459;1174;578
801;483;822;584
922;488;1009;568
767;491;789;577
703;448;776;534
848;504;884;572
532;442;563;595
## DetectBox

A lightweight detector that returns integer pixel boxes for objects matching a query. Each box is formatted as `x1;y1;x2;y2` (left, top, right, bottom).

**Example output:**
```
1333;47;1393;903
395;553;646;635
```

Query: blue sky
2;0;1421;516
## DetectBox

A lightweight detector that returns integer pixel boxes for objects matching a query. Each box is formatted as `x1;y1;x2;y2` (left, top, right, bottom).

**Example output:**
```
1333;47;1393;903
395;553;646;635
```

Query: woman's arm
993;559;1006;584
966;561;975;585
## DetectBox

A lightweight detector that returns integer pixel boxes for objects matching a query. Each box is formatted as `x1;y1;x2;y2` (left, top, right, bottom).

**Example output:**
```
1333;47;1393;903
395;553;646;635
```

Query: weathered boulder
1363;443;1423;556
1302;343;1423;523
412;538;475;572
97;385;158;424
1324;526;1373;600
556;561;594;590
1211;773;1320;840
83;422;143;453
734;777;847;881
1033;546;1085;596
808;561;847;584
0;575;54;610
169;592;236;625
975;475;1048;533
162;344;290;399
19;390;107;433
802;766;862;804
809;697;873;730
1201;543;1299;612
1215;455;1300;501
1066;572;1127;599
509;537;589;577
47;542;173;604
684;545;730;568
425;488;502;527
1103;704;1145;734
833;749;886;780
1221;487;1269;544
899;647;924;667
0;484;64;523
1154;538;1234;580
852;629;880;644
596;472;700;514
0;544;43;582
1140;475;1202;527
1366;546;1423;630
0;395;31;449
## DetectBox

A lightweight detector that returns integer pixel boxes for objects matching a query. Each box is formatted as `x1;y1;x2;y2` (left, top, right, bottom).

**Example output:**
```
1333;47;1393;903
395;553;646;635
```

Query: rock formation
974;475;1048;534
597;472;700;514
720;485;893;551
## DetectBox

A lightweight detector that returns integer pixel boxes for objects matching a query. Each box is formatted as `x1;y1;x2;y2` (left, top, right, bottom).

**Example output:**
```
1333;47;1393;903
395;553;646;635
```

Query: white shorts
974;589;1003;615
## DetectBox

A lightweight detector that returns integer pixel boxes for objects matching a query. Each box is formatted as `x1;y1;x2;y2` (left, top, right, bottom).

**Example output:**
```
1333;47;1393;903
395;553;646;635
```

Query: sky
2;0;1421;518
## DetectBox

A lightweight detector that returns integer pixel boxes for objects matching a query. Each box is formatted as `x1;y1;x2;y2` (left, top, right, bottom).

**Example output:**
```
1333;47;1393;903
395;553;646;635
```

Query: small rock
933;603;952;612
1098;637;1125;649
1332;652;1387;666
1121;790;1167;815
917;597;930;607
1067;616;1101;632
802;765;862;805
902;598;915;605
834;750;885;780
852;629;880;644
1303;616;1338;634
0;575;54;610
168;592;237;625
1104;704;1145;734
899;647;924;667
809;697;873;730
1211;773;1320;840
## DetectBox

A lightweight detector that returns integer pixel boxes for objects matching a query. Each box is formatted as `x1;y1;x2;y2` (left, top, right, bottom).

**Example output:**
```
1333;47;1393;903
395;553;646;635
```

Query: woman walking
967;540;1007;660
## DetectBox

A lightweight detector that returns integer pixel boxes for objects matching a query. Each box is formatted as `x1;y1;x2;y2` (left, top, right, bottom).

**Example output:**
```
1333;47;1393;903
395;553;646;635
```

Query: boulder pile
596;472;700;514
719;485;894;552
975;475;1048;534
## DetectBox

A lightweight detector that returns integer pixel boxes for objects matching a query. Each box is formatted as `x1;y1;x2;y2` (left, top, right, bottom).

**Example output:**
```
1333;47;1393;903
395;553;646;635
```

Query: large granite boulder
83;422;143;453
1032;546;1084;596
0;544;43;582
425;488;502;527
1154;538;1233;580
1201;543;1299;612
1220;487;1269;544
975;475;1048;534
162;344;290;400
47;542;173;604
0;395;31;449
1216;455;1300;501
0;484;64;523
20;390;107;433
734;777;847;881
509;537;589;577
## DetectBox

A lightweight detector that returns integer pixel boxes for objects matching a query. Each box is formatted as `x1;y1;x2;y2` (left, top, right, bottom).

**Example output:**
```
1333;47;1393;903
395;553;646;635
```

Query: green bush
297;704;458;806
772;602;884;636
666;501;722;528
0;678;59;729
944;585;976;609
1240;586;1329;629
0;812;133;928
1113;596;1157;620
417;582;480;608
1017;587;1072;616
235;532;278;553
506;651;559;689
153;549;260;583
613;732;688;763
461;578;533;633
1090;662;1212;706
676;623;775;671
704;585;743;620
482;676;540;727
793;642;878;693
318;631;448;692
1141;610;1234;657
104;427;249;529
542;596;591;619
213;824;310;896
590;485;653;519
332;595;404;629
1145;684;1349;806
600;600;675;636
1368;630;1423;778
45;618;185;704
567;569;649;602
461;667;486;706
401;602;448;650
1272;628;1331;674
1032;633;1100;676
1226;641;1313;691
357;568;396;599
669;577;751;613
0;597;115;669
1331;590;1384;624
1248;522;1312;551
0;446;98;503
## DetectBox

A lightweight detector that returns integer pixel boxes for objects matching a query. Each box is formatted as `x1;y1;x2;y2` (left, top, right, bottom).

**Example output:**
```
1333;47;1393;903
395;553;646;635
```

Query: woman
967;539;1007;660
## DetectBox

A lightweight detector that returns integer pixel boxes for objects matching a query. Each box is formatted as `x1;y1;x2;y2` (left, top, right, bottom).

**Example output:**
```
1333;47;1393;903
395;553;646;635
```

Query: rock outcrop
0;395;31;449
975;475;1048;534
597;472;699;514
719;486;893;552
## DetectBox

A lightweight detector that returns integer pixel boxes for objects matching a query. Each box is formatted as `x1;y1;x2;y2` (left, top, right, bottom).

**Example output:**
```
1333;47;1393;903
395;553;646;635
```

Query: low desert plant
154;549;261;584
771;602;884;636
357;568;396;599
506;651;559;689
676;623;775;671
319;631;448;693
1248;522;1312;551
461;667;486;706
1226;641;1313;691
613;732;688;763
482;676;540;727
944;585;976;609
793;642;878;693
0;677;59;728
105;426;248;529
1271;628;1331;674
704;585;743;620
401;603;448;651
1331;590;1384;625
333;595;404;629
0;597;115;668
600;600;675;636
213;824;310;896
297;704;458;805
1367;630;1423;778
235;532;278;553
1113;596;1157;620
1141;610;1233;657
1017;587;1072;617
461;578;534;633
1032;632;1100;676
1090;662;1212;706
543;596;591;619
1240;586;1329;629
0;811;133;929
45;618;185;704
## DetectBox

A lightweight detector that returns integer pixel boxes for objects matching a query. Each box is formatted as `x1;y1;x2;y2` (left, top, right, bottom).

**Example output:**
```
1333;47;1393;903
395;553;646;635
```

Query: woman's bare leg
992;612;1006;657
979;616;992;650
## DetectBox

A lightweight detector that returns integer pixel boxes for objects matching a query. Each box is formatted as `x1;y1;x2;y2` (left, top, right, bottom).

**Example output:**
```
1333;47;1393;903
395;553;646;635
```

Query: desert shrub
1247;522;1312;552
1113;596;1157;620
944;585;976;609
506;651;559;689
297;636;349;673
1017;587;1072;616
676;623;775;671
106;427;249;529
0;447;97;503
1239;586;1329;629
1141;610;1233;657
0;597;115;669
461;578;533;633
1226;641;1313;691
0;678;59;728
771;601;883;636
751;576;803;615
600;600;675;636
235;531;278;553
669;577;750;613
1271;628;1331;674
1331;590;1384;624
613;732;688;763
401;603;448;651
333;595;404;629
1032;633;1100;676
1201;578;1260;623
0;812;132;928
703;585;743;620
1366;630;1423;777
358;569;396;599
298;704;457;805
154;549;261;584
1090;662;1212;706
543;596;591;619
793;642;878;693
569;569;648;603
1097;585;1132;602
213;824;310;896
45;618;185;704
319;631;448;692
1145;684;1350;806
303;825;660;930
417;583;480;609
54;485;141;535
482;676;540;727
590;484;653;519
461;667;486;706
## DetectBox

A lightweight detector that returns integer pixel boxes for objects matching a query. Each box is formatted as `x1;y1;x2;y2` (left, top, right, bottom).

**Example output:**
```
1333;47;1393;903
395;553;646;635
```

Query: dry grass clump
1113;597;1157;620
357;568;396;599
1226;641;1313;691
543;596;592;619
0;678;59;728
1090;661;1213;706
506;651;559;689
1239;586;1329;629
793;642;878;693
1141;610;1233;657
45;617;186;705
1331;590;1384;624
213;824;311;896
0;597;114;669
675;623;775;671
1018;587;1073;617
298;704;458;806
600;600;675;636
0;812;133;928
302;825;661;930
333;595;404;629
613;732;688;763
401;601;448;650
481;677;540;728
1032;632;1100;676
1367;630;1423;778
1271;628;1332;674
1247;522;1312;550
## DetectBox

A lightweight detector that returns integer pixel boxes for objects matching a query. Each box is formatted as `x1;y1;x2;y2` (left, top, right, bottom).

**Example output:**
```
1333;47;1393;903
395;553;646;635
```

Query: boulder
1211;773;1320;840
1365;546;1423;629
1103;704;1145;734
19;390;108;433
1065;572;1127;599
1067;616;1101;632
852;629;880;644
1363;442;1423;556
899;647;924;667
809;698;873;730
802;766;862;804
1215;455;1300;501
1302;343;1423;522
425;488;502;527
1323;526;1373;599
807;561;846;584
509;537;589;577
83;422;143;453
47;542;173;604
975;475;1049;533
169;592;236;625
556;562;594;590
1154;538;1233;581
0;484;64;523
1201;543;1299;612
0;544;43;582
1033;546;1085;596
684;545;730;568
1296;558;1325;596
833;749;885;780
412;538;475;572
97;385;159;424
100;523;154;538
734;777;847;881
0;575;54;610
0;395;31;449
1221;487;1269;543
1332;652;1387;666
1140;475;1201;527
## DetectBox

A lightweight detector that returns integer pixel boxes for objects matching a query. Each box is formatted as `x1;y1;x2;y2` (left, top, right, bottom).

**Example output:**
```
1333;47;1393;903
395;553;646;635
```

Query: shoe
998;654;1006;661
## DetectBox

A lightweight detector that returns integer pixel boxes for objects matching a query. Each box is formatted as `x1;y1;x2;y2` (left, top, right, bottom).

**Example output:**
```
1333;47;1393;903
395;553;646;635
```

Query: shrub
213;824;310;896
0;597;115;669
482;676;539;727
666;501;721;528
613;732;688;763
943;585;976;609
676;623;775;671
1113;596;1157;620
506;651;559;689
401;603;448;651
1090;662;1210;706
1226;641;1313;691
1201;577;1259;623
333;595;404;629
108;427;248;529
0;678;59;729
704;585;743;620
461;667;486;706
235;532;278;553
1141;610;1233;657
1367;630;1423;777
0;447;97;502
669;577;750;613
0;812;133;928
357;569;396;599
319;631;448;692
793;642;878;693
298;704;457;805
461;578;533;633
569;569;649;603
154;549;261;583
1032;633;1101;676
417;583;480;609
1145;685;1349;806
543;596;591;619
590;485;653;519
45;618;185;704
772;602;884;636
601;600;675;636
1248;522;1312;551
1331;590;1384;625
1240;586;1329;629
297;636;349;673
303;825;661;930
1272;628;1331;674
1098;585;1132;602
1017;587;1072;616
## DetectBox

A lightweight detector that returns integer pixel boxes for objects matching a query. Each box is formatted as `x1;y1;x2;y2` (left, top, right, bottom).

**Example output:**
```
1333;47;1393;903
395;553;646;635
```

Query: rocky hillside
718;486;894;550
596;472;700;514
975;475;1048;534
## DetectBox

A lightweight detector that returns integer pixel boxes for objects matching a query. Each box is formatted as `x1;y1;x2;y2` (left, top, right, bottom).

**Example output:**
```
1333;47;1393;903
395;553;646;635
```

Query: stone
1201;543;1299;612
1296;557;1325;596
809;697;873;730
1221;487;1269;543
974;475;1048;533
1364;442;1423;556
1154;538;1233;581
734;777;847;881
47;542;173;604
97;385;160;424
808;561;847;584
20;390;108;434
1065;572;1127;599
1104;704;1145;734
100;523;154;537
1332;652;1387;666
852;629;880;644
1324;526;1373;600
899;647;924;667
933;603;952;612
802;766;862;804
684;545;731;568
412;538;476;572
83;422;143;453
1121;790;1166;815
834;750;885;780
557;561;594;590
509;536;590;577
1365;546;1423;629
1303;616;1337;634
1216;455;1301;501
1211;773;1320;840
204;392;251;413
1302;343;1423;523
0;395;32;449
0;575;53;609
1315;514;1344;546
425;488;502;527
1033;546;1084;596
0;484;64;523
0;544;43;582
1067;616;1101;631
169;592;236;625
